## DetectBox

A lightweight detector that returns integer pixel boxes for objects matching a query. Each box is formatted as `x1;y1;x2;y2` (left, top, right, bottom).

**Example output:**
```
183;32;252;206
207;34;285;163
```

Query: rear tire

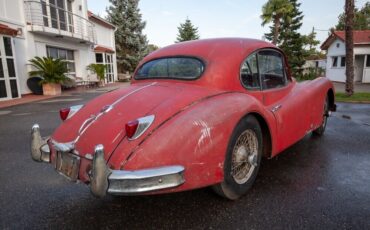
213;116;263;200
313;96;329;136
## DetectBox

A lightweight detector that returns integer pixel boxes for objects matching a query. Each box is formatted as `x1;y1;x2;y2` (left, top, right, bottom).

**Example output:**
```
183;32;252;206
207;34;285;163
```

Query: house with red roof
321;30;370;83
0;0;117;101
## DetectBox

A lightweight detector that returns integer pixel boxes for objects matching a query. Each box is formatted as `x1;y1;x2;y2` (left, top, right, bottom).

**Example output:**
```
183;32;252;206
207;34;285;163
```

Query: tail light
125;115;155;140
59;105;84;121
59;108;70;121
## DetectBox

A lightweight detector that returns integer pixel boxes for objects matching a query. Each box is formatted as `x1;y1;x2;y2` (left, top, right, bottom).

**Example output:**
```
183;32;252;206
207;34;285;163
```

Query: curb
336;100;370;104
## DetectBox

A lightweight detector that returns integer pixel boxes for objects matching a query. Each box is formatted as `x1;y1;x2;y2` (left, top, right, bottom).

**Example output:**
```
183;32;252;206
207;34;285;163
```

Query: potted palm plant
86;64;107;87
28;57;68;96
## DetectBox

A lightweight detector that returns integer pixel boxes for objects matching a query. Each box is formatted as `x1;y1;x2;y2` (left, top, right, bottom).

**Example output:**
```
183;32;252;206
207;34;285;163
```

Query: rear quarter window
135;57;204;80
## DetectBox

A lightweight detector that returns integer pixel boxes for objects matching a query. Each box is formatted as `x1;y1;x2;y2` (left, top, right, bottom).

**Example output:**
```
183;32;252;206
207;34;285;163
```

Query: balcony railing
24;0;96;44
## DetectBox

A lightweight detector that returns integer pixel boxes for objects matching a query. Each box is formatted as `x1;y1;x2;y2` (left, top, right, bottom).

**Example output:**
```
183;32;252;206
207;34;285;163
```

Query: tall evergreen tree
264;0;306;76
106;0;148;73
302;27;321;58
279;0;306;75
175;18;200;43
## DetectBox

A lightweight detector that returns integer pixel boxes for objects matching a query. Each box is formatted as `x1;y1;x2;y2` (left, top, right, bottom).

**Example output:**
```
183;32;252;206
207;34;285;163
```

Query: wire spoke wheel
231;129;258;184
314;96;329;136
322;98;329;128
212;116;262;200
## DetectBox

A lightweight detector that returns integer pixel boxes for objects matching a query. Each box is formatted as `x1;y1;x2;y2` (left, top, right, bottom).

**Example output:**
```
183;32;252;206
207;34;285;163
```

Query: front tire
213;116;263;200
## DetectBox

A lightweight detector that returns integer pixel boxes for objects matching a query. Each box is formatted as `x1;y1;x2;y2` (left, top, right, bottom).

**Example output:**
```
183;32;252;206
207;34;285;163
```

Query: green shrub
295;67;324;82
28;57;68;84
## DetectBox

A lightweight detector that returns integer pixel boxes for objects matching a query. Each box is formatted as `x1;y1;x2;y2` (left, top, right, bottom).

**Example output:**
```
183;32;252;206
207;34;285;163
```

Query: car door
258;49;310;154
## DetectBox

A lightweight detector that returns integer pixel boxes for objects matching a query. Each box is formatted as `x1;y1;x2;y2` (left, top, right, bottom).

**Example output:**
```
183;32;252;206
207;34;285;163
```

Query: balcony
24;1;96;44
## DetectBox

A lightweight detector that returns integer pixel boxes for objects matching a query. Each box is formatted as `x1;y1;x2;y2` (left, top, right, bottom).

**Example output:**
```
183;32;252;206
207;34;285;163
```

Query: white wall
354;46;370;55
325;38;370;83
31;33;94;79
95;24;114;48
0;0;117;97
325;39;346;82
0;0;28;94
0;0;24;25
92;21;117;81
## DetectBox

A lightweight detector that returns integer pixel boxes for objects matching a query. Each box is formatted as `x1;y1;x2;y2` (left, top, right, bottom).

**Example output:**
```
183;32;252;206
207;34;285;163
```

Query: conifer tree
278;0;306;75
302;27;321;58
176;18;200;43
263;0;306;76
106;0;148;73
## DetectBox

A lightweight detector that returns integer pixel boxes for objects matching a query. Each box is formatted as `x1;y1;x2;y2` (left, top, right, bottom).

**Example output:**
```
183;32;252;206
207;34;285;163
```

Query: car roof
142;38;275;63
135;38;280;91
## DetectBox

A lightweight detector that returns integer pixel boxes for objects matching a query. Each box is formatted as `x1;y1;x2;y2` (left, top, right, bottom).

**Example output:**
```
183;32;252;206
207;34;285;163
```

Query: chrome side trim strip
74;82;157;144
129;114;155;140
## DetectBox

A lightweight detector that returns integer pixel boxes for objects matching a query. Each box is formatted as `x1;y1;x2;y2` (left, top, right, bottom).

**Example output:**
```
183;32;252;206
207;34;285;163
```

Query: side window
240;53;260;89
258;50;286;89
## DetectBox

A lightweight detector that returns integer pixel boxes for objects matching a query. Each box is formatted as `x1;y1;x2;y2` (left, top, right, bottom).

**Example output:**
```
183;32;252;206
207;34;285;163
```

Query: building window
340;57;346;67
366;55;370;67
94;53;114;83
47;46;75;77
95;53;103;63
332;57;338;67
41;0;49;27
332;56;346;68
105;53;114;83
336;43;340;48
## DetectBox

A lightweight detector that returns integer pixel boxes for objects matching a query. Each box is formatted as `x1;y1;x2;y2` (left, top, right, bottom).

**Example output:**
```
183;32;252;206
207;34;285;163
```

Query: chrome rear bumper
91;144;185;197
31;124;50;162
31;124;185;197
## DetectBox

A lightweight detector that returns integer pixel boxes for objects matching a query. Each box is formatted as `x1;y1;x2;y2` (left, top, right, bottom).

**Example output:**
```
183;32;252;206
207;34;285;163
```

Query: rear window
135;57;204;80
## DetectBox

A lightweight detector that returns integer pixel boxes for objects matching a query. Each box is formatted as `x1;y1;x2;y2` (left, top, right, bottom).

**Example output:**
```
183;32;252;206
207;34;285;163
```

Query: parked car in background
31;38;336;200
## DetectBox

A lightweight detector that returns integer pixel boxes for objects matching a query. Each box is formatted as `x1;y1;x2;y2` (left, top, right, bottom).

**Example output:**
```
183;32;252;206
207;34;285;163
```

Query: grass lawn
335;92;370;103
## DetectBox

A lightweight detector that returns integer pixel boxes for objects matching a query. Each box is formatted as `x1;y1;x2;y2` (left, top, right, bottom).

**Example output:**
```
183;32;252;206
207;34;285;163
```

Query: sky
88;0;368;48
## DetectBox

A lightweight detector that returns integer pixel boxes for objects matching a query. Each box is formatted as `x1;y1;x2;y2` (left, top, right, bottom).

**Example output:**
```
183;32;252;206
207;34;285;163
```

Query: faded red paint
49;38;335;193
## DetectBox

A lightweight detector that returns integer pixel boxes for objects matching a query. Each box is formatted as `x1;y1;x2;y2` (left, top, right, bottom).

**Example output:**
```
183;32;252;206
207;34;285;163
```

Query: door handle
271;104;282;112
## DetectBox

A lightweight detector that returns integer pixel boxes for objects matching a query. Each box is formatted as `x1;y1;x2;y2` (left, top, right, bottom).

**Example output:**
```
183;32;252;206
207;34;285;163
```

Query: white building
321;30;370;83
0;0;117;101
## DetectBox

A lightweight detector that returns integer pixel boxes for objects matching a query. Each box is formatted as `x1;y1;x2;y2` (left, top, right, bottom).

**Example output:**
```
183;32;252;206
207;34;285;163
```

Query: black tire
213;116;263;200
313;96;329;136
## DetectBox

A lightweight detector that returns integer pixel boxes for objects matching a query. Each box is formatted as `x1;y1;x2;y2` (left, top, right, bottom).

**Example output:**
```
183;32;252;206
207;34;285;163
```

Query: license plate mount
55;152;80;182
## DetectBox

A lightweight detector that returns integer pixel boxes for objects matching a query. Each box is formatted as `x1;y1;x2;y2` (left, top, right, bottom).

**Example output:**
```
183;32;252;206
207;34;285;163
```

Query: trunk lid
51;82;220;160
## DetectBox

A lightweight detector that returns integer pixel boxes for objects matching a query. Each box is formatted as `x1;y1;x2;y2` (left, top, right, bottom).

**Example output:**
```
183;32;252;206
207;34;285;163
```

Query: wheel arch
243;112;273;159
327;88;335;111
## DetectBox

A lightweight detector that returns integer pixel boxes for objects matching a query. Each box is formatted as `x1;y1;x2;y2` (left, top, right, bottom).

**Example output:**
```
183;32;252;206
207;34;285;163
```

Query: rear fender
108;93;276;192
306;77;335;128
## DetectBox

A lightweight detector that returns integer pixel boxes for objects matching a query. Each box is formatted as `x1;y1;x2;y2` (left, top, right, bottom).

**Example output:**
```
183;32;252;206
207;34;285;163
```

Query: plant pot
42;83;62;96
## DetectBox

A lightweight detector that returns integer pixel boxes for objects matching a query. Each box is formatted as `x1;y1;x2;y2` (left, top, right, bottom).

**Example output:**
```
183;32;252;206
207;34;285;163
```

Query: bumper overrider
31;124;185;197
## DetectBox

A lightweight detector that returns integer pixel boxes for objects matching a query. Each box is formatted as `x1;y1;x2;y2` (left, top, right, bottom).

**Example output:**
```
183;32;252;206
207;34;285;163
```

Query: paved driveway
0;92;369;229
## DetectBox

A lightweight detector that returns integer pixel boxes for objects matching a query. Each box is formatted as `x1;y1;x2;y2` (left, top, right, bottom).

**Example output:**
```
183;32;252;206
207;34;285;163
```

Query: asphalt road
0;89;370;230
